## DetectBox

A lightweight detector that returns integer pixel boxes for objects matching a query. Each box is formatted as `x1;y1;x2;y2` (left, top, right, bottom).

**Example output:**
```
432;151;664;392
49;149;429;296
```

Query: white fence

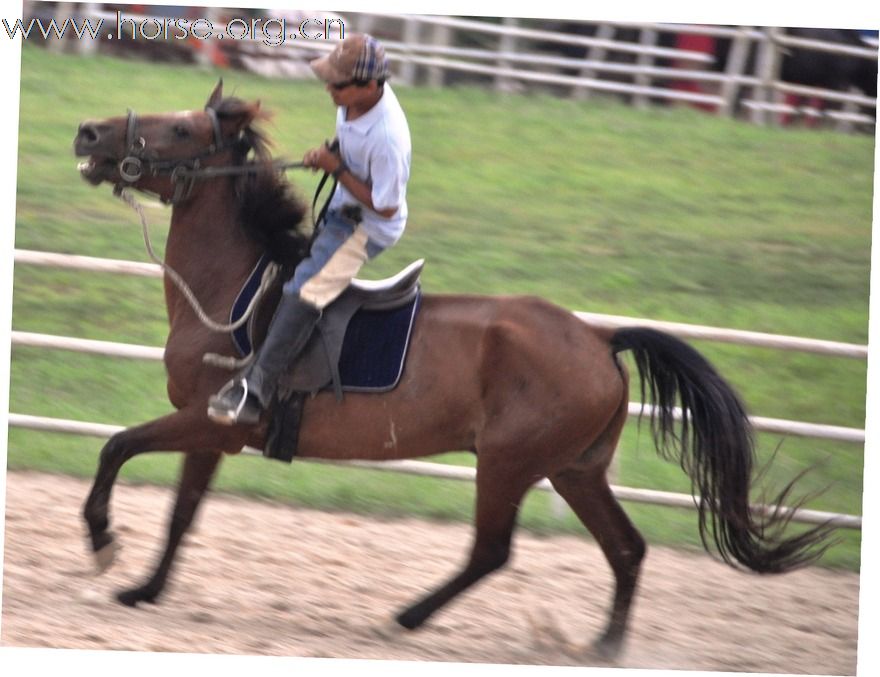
52;6;878;131
8;248;865;530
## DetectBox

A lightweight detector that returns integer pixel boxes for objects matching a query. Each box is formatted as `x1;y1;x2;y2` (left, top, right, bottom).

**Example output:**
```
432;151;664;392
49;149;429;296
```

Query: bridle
116;105;309;205
116;105;336;237
115;105;238;204
111;106;337;362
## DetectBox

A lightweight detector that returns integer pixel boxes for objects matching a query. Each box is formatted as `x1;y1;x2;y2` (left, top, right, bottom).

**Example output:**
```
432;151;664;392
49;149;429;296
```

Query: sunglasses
330;79;369;91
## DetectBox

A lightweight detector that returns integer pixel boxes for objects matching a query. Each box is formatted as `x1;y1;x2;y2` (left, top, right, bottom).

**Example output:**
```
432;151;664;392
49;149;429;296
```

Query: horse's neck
164;186;262;315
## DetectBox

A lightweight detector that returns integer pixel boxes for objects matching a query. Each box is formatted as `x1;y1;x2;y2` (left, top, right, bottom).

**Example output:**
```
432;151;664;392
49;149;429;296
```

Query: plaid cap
310;33;390;84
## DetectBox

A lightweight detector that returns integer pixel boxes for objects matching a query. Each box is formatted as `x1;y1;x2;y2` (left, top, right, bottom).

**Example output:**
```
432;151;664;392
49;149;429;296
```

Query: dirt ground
1;470;861;674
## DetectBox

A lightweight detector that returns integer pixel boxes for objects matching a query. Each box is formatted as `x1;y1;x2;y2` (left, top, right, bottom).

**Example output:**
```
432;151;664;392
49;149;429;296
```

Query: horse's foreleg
117;450;222;607
396;462;533;629
83;408;243;573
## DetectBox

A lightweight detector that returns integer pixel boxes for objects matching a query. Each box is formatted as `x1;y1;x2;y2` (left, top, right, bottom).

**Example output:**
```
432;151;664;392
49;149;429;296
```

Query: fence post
753;26;783;126
76;3;100;56
47;1;72;53
634;27;658;108
399;16;420;86
838;87;859;133
356;13;376;36
427;22;451;87
495;17;519;93
719;26;752;118
573;22;616;100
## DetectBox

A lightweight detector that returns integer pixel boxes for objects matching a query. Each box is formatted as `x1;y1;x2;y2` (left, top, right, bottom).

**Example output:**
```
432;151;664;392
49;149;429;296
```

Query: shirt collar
339;86;392;134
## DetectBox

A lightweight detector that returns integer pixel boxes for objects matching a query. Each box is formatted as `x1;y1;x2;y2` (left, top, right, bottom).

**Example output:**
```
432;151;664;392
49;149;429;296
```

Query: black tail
610;327;835;573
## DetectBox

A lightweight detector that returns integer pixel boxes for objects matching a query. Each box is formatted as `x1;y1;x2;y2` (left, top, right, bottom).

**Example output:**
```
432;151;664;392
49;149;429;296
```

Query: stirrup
207;378;259;425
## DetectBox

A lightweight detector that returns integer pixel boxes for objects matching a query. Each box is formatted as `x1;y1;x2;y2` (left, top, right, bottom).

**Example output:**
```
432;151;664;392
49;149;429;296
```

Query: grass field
6;44;874;570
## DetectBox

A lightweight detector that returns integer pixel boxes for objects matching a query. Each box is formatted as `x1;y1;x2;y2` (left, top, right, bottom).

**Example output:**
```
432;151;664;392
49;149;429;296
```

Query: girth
261;260;424;463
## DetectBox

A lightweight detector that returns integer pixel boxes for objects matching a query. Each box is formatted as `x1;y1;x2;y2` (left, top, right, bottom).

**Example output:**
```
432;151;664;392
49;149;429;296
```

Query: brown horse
73;82;832;660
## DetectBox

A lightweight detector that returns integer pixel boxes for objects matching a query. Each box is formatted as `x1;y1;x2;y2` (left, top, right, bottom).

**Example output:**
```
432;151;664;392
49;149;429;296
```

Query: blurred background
6;0;875;602
20;2;879;129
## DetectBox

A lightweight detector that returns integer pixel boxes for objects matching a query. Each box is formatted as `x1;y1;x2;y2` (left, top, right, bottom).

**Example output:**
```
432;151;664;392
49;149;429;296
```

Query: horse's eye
173;125;190;139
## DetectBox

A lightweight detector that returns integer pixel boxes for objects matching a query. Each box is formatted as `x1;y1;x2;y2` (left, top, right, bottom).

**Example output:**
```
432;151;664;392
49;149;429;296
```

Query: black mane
215;97;312;271
236;169;311;273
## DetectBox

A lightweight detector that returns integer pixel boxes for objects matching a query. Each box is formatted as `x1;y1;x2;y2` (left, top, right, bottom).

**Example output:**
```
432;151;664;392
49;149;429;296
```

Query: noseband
117;105;231;204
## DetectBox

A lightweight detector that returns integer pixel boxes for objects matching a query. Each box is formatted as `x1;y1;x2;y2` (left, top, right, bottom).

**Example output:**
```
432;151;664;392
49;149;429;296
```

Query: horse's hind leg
551;474;645;659
549;400;646;660
396;460;535;629
116;450;222;606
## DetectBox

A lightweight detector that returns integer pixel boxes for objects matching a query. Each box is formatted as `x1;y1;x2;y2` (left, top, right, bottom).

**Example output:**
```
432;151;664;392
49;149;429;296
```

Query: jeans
283;208;385;305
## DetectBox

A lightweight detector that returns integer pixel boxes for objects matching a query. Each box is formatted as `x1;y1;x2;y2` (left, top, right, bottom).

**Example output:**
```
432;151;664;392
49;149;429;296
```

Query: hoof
373;618;406;640
526;607;580;658
592;636;624;663
116;586;158;607
93;540;120;574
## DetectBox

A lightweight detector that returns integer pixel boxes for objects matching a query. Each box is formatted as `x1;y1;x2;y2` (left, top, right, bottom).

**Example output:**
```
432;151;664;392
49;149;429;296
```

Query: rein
172;158;308;180
113;108;338;366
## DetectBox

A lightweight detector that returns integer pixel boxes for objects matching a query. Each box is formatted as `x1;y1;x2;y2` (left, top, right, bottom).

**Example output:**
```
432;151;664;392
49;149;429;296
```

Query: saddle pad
265;291;420;463
337;291;421;391
231;253;272;357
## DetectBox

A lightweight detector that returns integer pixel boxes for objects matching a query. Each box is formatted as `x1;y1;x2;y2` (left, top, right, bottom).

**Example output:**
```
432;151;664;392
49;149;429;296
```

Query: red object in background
672;32;717;112
676;33;715;54
782;93;824;127
188;34;230;68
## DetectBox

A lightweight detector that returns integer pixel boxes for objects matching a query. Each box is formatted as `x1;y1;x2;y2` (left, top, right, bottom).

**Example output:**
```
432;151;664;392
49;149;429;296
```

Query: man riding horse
208;33;412;425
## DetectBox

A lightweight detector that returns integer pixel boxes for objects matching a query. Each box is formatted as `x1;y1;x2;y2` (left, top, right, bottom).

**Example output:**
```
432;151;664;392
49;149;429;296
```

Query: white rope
117;187;279;335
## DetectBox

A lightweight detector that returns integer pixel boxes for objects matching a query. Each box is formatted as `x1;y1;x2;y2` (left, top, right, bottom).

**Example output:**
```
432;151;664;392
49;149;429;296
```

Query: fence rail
57;7;878;131
8;249;866;530
14;248;869;360
6;412;862;531
8;329;866;445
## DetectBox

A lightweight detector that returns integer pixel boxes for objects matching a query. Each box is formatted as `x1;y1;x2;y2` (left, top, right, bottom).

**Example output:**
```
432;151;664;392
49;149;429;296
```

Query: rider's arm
303;144;399;218
335;168;397;218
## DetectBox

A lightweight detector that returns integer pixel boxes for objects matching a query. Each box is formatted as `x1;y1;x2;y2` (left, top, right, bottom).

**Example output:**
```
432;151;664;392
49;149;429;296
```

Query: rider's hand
302;143;341;174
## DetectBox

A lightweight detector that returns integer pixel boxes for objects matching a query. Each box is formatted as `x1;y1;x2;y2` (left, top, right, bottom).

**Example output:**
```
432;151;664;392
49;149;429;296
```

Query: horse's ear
235;101;263;128
206;79;223;110
219;99;267;140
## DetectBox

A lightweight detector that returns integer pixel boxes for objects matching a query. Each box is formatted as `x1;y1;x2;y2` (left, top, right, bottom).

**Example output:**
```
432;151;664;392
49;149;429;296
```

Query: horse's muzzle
74;121;120;185
74;120;114;154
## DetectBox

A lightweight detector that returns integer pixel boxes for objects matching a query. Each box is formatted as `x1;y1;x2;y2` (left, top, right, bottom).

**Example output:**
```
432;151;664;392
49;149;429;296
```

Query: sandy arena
1;470;860;673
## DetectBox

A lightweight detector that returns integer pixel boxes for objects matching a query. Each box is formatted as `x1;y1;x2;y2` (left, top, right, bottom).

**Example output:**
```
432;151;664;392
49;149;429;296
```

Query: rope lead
115;187;280;336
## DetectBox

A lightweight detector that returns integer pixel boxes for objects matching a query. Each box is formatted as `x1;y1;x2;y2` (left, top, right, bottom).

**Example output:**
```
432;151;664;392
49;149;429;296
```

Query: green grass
6;45;873;570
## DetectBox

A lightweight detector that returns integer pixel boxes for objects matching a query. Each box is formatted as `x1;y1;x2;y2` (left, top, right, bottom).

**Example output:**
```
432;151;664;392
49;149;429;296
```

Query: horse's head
74;81;265;203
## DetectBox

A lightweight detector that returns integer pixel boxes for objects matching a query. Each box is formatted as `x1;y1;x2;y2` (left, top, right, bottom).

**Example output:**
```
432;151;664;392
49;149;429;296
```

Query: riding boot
207;294;321;425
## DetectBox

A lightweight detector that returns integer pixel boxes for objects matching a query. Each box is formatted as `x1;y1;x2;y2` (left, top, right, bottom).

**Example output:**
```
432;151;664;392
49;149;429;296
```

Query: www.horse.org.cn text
3;12;346;46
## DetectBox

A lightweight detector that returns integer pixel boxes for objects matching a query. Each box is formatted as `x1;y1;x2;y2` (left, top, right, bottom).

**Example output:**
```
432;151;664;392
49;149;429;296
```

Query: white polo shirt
329;84;412;248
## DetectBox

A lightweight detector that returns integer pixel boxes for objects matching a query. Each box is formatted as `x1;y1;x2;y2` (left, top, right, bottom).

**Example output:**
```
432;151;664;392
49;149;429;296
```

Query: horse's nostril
78;123;99;146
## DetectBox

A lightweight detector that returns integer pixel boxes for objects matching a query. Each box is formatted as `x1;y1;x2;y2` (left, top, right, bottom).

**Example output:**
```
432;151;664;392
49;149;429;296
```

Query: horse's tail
610;327;835;573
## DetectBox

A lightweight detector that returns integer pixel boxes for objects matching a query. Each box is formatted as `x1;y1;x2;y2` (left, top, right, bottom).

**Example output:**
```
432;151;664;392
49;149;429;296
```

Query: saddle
280;258;424;398
264;259;424;462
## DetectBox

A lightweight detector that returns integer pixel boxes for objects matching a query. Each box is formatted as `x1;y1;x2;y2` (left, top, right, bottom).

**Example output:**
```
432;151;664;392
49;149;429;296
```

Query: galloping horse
73;82;832;659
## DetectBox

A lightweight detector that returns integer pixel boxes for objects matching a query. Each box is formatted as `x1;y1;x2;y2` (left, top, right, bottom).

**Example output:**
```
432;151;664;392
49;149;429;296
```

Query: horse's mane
215;97;311;271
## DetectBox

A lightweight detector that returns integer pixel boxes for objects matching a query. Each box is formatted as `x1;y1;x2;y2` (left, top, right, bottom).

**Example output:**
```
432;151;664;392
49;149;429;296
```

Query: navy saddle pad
337;291;421;392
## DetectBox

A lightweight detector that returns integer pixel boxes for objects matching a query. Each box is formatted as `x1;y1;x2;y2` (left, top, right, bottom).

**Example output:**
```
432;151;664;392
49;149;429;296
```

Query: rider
208;33;412;425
